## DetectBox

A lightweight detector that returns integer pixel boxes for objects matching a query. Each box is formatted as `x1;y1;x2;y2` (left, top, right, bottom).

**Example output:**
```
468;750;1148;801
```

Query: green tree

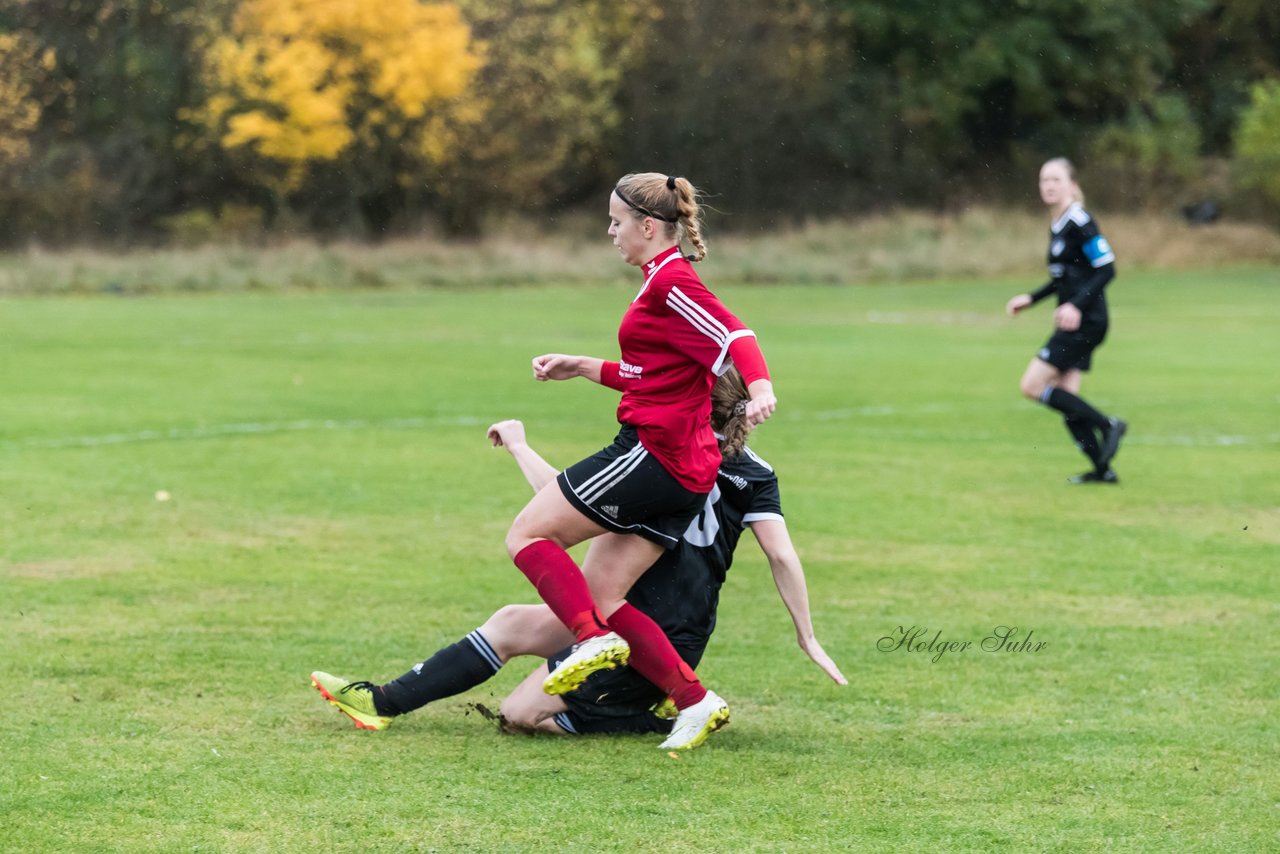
612;1;859;224
1087;94;1203;208
1169;0;1280;153
1233;78;1280;219
425;0;644;235
823;0;1213;203
0;0;214;244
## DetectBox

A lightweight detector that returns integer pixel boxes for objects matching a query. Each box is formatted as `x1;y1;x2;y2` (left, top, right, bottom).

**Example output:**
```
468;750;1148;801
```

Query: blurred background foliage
1;0;1279;246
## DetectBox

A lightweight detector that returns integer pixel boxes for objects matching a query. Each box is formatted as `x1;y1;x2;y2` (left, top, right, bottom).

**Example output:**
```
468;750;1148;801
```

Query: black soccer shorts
557;426;707;550
1038;323;1108;372
546;643;673;736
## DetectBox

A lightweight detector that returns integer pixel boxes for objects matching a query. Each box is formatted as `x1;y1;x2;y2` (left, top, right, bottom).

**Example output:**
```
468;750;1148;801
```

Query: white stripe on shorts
575;442;648;505
578;447;649;505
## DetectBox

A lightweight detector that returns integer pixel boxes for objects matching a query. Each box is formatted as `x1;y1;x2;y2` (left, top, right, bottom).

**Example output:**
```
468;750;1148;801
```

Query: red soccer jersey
599;246;757;493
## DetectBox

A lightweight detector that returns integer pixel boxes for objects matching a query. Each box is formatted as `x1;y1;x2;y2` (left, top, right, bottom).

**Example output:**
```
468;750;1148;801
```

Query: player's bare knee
478;606;517;657
499;696;538;733
1020;376;1048;400
484;603;522;629
505;528;529;560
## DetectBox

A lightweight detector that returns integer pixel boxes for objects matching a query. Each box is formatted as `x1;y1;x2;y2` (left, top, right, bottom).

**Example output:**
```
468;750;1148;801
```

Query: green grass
2;266;1277;852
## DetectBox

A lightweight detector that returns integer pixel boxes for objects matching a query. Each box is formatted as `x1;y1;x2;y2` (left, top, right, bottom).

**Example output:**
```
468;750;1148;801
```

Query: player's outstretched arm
531;354;606;384
487;420;560;494
749;519;848;685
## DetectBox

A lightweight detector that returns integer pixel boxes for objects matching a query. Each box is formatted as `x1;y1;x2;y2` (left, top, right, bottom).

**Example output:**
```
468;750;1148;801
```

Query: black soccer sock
376;630;503;716
1040;387;1110;431
1063;415;1104;471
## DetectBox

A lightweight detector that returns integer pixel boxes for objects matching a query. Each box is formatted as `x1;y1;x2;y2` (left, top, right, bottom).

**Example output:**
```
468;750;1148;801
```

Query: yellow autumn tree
0;32;42;167
194;0;481;233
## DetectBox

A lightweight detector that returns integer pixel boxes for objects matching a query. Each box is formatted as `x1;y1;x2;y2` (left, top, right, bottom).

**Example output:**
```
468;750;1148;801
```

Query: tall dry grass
1;208;1276;295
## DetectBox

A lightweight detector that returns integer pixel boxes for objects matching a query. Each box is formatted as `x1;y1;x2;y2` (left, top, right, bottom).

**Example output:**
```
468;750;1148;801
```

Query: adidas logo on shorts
601;504;620;519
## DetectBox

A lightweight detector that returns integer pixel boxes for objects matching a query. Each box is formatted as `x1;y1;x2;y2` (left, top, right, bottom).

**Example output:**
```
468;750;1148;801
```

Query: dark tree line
1;0;1278;246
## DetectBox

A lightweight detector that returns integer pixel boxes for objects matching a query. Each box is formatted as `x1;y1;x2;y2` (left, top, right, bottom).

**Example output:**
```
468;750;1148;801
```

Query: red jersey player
505;172;776;750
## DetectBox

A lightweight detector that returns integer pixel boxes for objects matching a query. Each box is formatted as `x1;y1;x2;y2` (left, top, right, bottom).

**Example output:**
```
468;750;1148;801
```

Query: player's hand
798;634;848;685
745;379;777;426
1054;302;1082;331
1006;294;1033;316
531;354;582;382
746;394;776;426
487;419;526;449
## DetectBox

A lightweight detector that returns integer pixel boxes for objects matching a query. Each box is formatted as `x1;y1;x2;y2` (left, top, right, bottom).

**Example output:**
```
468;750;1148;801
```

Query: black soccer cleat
1068;469;1118;485
1098;418;1128;468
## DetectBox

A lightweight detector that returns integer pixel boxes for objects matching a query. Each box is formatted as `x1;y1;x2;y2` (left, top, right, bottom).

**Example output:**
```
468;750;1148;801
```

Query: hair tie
733;400;748;416
666;175;677;191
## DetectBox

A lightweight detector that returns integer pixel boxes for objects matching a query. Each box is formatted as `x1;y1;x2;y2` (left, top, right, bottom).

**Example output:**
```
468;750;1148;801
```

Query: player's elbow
768;547;800;568
767;550;803;580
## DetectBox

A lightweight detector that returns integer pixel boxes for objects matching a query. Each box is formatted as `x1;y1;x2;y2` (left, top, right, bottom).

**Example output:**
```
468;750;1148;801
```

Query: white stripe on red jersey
667;285;729;347
610;246;755;493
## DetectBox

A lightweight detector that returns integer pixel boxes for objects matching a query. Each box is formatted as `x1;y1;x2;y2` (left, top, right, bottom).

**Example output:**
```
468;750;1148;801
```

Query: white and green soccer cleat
658;690;730;750
542;632;630;696
310;671;394;731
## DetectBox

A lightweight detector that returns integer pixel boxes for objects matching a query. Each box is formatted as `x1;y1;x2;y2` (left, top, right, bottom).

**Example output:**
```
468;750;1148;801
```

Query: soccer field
2;267;1277;852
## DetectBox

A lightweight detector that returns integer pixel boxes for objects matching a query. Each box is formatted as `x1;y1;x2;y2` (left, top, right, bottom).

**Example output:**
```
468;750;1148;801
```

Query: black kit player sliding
310;369;845;739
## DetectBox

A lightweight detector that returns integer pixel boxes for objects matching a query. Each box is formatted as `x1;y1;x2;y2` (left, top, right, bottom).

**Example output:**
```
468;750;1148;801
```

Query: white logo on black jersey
600;504;620;519
1051;239;1065;256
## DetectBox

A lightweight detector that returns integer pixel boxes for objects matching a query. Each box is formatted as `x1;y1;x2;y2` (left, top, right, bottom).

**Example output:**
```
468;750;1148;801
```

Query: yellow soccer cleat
310;671;394;731
542;632;630;696
650;697;679;720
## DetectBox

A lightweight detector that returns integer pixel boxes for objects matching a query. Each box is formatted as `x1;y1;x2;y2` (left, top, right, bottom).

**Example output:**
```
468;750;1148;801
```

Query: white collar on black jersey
1051;202;1089;234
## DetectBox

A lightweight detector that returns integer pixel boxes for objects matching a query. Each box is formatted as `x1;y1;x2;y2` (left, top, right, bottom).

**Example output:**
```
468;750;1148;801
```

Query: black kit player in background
1007;157;1128;484
309;367;845;736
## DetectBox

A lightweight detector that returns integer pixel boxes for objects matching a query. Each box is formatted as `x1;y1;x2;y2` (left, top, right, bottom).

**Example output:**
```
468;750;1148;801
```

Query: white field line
810;403;1280;447
3;408;1277;450
0;416;483;450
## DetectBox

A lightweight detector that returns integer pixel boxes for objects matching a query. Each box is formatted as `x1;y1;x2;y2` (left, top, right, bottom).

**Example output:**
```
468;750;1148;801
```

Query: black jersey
623;446;783;666
1033;202;1116;325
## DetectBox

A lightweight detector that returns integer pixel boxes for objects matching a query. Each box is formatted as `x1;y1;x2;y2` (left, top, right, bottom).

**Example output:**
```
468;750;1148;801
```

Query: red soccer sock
608;602;707;709
513;540;608;642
